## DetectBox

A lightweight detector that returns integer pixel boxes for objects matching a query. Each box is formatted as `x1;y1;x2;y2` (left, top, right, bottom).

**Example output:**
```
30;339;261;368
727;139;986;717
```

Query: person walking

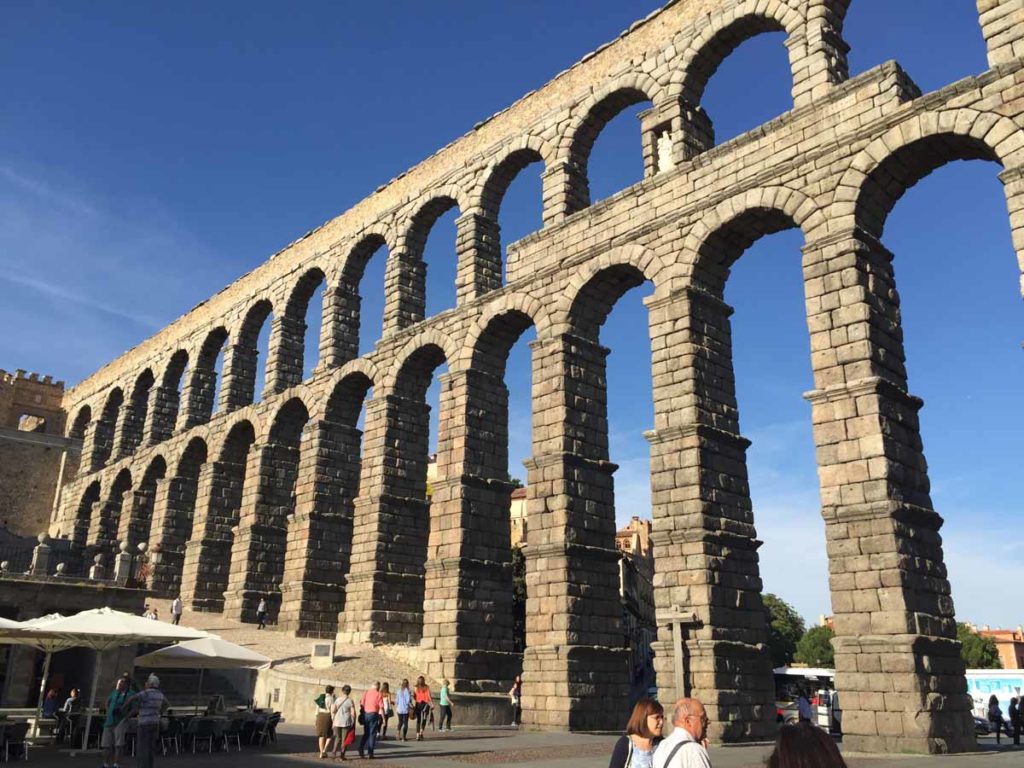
652;698;711;768
439;679;453;731
766;722;847;768
359;681;383;758
989;695;1009;744
509;674;522;728
378;682;394;740
395;679;412;742
125;674;167;768
796;689;814;724
413;676;433;741
315;685;336;759
608;698;665;768
330;685;356;760
101;676;131;768
170;595;183;626
1009;696;1020;746
255;596;268;629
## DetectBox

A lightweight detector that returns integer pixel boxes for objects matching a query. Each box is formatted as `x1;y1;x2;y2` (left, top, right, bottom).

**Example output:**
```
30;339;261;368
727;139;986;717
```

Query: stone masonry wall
47;0;1024;751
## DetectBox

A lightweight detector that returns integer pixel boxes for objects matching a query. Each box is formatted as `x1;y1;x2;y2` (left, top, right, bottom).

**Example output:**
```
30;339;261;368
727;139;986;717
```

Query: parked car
974;716;991;736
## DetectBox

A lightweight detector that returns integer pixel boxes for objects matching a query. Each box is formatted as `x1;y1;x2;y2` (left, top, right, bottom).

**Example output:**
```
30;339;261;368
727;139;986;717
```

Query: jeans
397;713;409;739
256;611;266;629
137;722;160;768
360;713;379;755
439;704;452;730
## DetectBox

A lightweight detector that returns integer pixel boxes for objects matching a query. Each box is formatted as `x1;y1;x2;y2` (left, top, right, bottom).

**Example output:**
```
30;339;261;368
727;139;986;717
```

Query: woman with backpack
314;685;335;758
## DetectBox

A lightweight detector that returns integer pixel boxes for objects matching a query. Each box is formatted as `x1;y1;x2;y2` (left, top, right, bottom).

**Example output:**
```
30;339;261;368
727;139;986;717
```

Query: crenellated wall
43;0;1024;752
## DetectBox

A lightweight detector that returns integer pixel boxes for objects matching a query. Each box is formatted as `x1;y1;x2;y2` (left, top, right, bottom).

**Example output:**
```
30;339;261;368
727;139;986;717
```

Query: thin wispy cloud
0;271;162;329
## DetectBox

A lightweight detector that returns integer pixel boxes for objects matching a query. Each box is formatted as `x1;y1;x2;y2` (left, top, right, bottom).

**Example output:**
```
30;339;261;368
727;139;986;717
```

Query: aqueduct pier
50;0;1024;753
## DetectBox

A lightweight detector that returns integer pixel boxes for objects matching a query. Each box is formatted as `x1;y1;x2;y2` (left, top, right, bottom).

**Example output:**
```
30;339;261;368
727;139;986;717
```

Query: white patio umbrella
15;608;207;749
135;635;270;701
0;613;80;737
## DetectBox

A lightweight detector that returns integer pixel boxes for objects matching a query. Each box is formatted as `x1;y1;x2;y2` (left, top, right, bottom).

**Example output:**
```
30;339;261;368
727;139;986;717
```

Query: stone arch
460;292;551;369
560;74;663;212
399;187;470;254
278;266;328;384
218;419;256;464
268;396;311;446
117;368;154;458
834;109;1024;240
670;2;803;106
682;185;828;296
328;233;391;365
89;386;124;472
174;435;208;479
551;244;669;336
225;298;274;407
68;405;91;440
148;349;189;444
183;327;228;427
149;435;207;596
92;467;133;550
73;480;101;549
384;329;461;393
476;139;554;220
324;369;374;428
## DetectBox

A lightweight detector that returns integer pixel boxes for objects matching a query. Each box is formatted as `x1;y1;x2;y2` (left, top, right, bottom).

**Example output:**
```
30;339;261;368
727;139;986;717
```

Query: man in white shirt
653;698;712;768
171;595;184;625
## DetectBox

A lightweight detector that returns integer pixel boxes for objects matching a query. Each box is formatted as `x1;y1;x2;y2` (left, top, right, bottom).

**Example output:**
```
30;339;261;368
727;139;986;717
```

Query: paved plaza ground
35;725;1024;768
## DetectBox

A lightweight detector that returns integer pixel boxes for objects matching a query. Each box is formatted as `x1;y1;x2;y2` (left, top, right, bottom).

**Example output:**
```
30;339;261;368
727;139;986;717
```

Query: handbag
357;707;365;726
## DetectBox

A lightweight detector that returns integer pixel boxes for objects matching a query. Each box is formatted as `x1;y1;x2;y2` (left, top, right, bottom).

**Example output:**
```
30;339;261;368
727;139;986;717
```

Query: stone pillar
84;417;116;473
336;395;430;645
319;286;359;369
112;400;145;460
223;442;293;624
180;459;242;612
181;368;218;429
999;166;1024;292
88;490;129;556
644;287;776;743
787;17;850;108
454;213;502;304
520;334;628;731
278;419;355;637
264;315;306;396
638;99;714;175
382;247;425;335
219;342;258;411
145;385;180;445
540;160;589;223
420;370;519;691
118;488;157;549
976;0;1024;68
802;230;973;754
148;468;204;597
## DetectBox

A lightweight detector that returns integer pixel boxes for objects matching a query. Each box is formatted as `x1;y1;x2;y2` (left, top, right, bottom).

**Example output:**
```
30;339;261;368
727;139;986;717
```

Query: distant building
510;487;527;546
615;517;656;694
971;624;1024;669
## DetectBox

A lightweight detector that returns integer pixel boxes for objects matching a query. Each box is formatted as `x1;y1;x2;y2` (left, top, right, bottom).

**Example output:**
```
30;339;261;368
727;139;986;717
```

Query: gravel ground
147;598;436;687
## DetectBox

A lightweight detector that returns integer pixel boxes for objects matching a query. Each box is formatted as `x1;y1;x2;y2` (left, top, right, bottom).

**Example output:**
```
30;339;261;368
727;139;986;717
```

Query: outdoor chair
4;722;30;761
124;717;138;756
160;717;183;755
254;713;280;746
186;717;220;754
221;718;245;752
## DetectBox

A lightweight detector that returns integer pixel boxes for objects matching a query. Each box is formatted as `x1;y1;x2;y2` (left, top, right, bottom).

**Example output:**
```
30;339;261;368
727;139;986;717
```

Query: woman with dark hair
988;695;1009;744
609;698;665;768
766;722;847;768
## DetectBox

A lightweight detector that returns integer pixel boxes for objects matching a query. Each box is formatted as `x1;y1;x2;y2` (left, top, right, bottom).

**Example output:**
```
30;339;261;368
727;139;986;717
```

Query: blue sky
2;1;1021;630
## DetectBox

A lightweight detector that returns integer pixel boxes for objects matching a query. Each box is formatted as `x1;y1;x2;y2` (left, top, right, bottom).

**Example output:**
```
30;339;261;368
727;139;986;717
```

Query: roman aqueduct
50;0;1024;754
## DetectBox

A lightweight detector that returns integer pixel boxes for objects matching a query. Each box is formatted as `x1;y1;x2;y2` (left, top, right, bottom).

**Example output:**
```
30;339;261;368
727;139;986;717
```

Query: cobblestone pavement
35;724;1024;768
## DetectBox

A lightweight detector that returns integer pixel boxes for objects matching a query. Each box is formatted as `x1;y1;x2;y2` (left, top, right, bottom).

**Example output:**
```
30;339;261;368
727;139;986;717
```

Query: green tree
763;594;805;667
795;624;835;667
511;546;527;652
957;623;1002;669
